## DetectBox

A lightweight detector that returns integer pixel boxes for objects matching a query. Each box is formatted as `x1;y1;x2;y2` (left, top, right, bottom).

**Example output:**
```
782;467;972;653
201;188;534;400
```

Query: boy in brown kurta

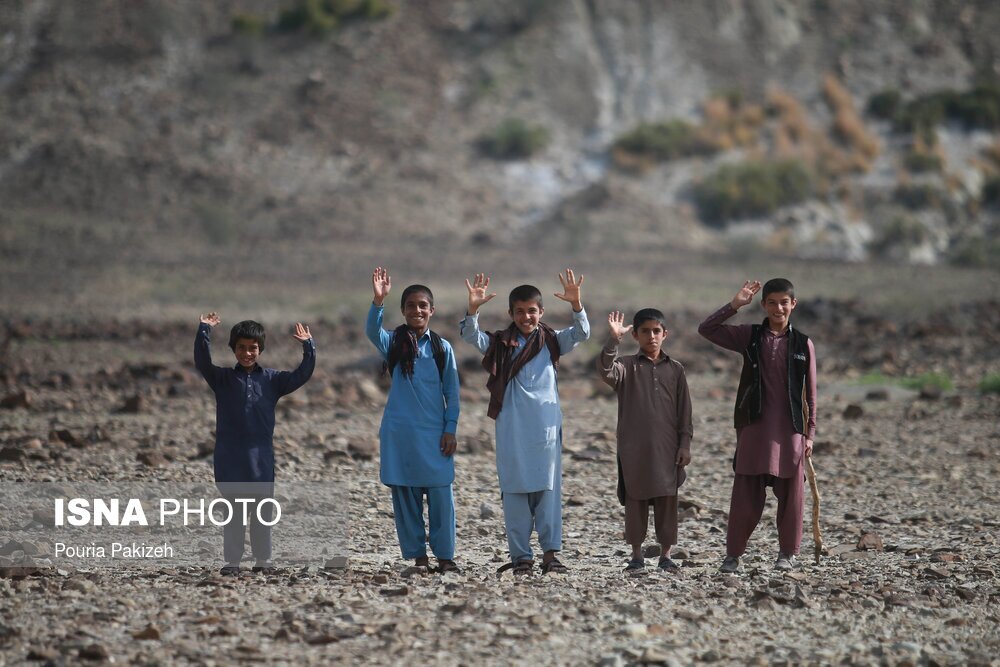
698;279;817;574
599;309;693;571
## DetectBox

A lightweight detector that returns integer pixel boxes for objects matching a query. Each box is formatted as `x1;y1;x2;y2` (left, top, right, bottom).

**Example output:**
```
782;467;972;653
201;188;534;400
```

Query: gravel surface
1;309;999;665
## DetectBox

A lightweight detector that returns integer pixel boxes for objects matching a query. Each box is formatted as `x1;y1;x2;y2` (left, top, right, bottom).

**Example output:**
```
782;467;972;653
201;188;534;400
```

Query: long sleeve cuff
444;420;458;435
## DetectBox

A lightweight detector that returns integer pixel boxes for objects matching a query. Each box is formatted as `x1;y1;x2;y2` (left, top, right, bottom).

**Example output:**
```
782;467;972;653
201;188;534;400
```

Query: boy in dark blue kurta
194;313;315;575
366;267;461;573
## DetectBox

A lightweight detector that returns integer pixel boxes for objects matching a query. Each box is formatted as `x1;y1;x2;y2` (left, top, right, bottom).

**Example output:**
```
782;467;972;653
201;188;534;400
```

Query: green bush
895;86;1000;133
277;0;392;35
982;176;1000;209
900;372;953;392
903;151;943;173
893;183;944;210
949;235;1000;269
869;213;928;256
856;371;953;391
232;13;266;36
613;120;717;162
867;90;902;120
979;373;1000;394
693;160;812;226
477;118;549;160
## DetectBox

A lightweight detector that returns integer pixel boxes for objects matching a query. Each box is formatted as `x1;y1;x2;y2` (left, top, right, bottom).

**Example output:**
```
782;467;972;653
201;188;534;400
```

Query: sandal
541;557;568;574
657;556;679;570
437;559;462;574
624;557;645;572
496;559;534;577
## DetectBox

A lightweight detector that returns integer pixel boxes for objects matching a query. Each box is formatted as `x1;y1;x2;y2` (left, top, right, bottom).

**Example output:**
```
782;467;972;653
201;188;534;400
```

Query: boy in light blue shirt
366;267;461;573
460;270;589;574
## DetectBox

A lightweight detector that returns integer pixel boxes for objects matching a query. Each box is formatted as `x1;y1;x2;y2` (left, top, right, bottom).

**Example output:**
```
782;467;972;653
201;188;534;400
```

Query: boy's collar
408;327;431;341
233;363;262;374
635;350;669;364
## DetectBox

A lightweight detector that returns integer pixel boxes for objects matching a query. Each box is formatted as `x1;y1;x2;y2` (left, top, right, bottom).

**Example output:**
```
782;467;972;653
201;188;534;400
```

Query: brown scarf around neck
482;322;561;419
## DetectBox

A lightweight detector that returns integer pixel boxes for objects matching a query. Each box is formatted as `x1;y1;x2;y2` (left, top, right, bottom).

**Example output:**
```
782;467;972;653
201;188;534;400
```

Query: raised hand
292;322;312;342
607;311;633;340
372;267;392;307
730;280;761;310
465;273;497;314
200;312;221;327
554;269;584;311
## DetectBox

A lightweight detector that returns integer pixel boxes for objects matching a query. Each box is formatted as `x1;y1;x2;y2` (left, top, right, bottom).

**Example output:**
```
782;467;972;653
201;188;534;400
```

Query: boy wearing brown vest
698;279;817;573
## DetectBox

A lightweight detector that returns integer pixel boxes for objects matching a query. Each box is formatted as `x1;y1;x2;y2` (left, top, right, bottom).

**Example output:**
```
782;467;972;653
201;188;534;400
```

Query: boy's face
632;320;667;359
762;291;797;330
233;338;261;370
509;299;544;336
402;293;435;333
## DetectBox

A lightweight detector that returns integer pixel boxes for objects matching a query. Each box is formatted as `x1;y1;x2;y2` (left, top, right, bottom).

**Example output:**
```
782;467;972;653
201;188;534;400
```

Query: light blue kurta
459;309;590;493
366;304;460;488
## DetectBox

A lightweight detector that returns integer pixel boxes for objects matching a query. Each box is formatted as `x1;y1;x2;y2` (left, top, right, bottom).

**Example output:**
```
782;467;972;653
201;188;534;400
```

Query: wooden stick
805;456;823;564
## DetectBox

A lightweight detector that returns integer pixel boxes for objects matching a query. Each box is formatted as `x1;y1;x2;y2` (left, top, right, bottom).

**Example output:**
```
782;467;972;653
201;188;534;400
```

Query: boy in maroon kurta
599;309;693;571
698;279;817;573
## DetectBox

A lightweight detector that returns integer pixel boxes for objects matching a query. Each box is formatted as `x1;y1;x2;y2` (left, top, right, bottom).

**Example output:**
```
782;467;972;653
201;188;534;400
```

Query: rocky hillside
2;0;1000;268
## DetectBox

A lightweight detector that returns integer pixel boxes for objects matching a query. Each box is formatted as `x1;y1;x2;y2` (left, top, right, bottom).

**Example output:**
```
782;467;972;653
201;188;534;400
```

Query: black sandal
657;556;679;570
541;557;568;574
624;557;645;572
496;560;534;577
437;560;462;574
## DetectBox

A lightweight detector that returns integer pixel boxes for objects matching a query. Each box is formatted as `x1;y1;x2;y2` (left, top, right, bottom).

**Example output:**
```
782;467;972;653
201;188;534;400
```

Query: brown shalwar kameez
698;304;818;557
599;336;693;548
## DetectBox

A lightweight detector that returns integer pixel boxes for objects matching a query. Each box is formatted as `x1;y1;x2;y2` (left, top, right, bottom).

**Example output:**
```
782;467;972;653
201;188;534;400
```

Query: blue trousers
501;473;562;563
390;485;455;560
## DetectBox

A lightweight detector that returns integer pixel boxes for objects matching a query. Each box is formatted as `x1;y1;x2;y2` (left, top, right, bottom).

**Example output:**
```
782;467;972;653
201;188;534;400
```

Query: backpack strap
429;330;446;382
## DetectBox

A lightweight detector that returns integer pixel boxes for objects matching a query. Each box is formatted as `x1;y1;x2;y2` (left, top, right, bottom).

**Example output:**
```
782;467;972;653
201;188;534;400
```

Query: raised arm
194;312;223;390
459;273;495;354
274;323;316;396
365;267;393;356
598;311;630;388
697;281;759;352
553;269;590;353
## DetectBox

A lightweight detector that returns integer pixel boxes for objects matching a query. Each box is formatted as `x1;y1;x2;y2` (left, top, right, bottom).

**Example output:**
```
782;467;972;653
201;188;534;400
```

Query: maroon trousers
726;467;804;557
624;494;678;548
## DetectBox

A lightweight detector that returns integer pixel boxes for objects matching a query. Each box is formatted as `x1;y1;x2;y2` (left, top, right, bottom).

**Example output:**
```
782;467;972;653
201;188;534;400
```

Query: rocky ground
1;301;999;666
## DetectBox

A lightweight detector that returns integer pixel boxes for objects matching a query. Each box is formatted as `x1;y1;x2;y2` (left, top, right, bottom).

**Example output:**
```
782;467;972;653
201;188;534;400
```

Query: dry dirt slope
2;0;999;244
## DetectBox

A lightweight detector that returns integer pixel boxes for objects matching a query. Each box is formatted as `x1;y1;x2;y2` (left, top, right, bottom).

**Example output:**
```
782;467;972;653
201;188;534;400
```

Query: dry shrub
768;90;810;144
700;96;764;151
822;74;855;111
610;146;655;174
823;74;879;166
904;133;945;173
703;97;731;124
833;109;879;160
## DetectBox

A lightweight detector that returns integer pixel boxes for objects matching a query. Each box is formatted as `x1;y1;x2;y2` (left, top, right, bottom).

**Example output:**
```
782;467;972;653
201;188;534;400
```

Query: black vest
734;321;810;434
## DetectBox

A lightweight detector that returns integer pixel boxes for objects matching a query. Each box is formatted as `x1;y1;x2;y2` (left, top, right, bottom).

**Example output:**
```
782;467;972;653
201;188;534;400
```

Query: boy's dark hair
229;320;266;352
633;308;667;330
508;285;543;311
400;284;434;310
761;278;795;301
